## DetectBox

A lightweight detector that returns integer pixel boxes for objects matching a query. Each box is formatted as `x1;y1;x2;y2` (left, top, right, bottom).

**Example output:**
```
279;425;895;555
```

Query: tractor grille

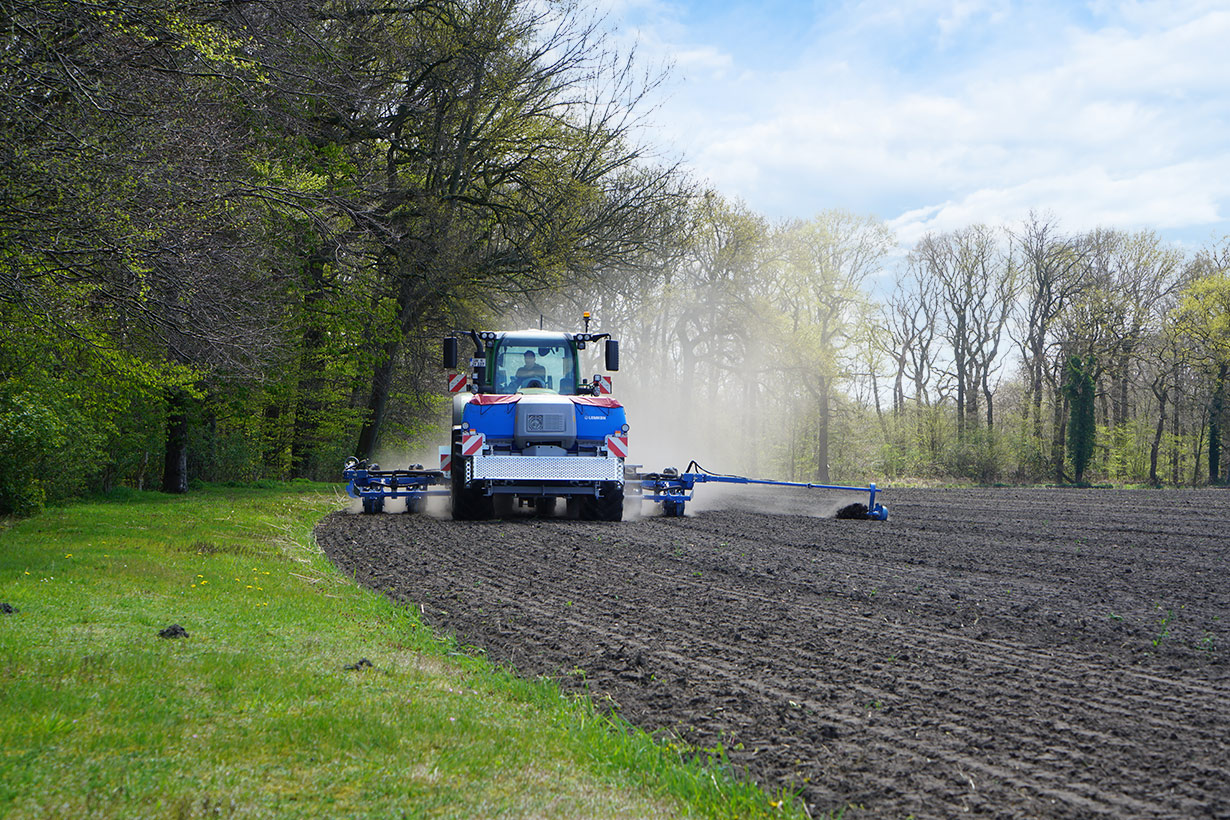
471;455;622;481
526;413;566;433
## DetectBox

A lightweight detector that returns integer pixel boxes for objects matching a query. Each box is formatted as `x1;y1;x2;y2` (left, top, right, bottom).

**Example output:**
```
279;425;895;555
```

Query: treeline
522;204;1230;488
4;3;1228;518
0;0;687;515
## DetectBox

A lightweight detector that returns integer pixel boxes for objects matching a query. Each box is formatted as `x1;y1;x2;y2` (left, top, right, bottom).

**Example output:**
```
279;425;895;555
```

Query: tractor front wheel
450;453;493;521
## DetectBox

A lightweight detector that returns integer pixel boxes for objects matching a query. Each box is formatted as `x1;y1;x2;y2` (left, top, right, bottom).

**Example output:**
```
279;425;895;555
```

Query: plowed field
316;488;1230;819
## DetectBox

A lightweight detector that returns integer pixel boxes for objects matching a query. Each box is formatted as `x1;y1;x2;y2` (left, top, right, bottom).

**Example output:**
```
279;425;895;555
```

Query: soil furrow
318;487;1230;819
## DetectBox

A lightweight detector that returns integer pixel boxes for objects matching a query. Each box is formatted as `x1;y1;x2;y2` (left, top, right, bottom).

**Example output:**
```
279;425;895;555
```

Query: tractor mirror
443;337;458;369
605;339;620;371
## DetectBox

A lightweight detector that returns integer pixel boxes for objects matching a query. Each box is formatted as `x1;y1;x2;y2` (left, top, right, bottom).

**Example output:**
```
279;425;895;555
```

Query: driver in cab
514;351;548;388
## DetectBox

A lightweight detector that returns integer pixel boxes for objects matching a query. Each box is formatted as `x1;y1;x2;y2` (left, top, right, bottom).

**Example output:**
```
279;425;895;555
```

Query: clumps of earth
344;658;373;671
158;623;189;639
834;502;870;519
1;602;16;614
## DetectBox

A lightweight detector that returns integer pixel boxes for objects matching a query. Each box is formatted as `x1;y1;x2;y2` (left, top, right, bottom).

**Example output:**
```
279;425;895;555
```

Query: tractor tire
450;453;492;521
580;483;623;522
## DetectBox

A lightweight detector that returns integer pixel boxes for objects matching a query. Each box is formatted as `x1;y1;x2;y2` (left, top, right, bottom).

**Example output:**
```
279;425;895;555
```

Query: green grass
0;483;804;819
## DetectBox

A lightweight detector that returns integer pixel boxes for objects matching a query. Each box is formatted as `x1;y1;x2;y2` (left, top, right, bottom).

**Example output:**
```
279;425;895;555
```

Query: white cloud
671;45;734;77
888;160;1230;245
609;0;1230;246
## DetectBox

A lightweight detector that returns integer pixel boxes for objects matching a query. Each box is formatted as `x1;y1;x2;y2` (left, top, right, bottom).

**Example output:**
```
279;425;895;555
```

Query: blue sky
600;0;1230;249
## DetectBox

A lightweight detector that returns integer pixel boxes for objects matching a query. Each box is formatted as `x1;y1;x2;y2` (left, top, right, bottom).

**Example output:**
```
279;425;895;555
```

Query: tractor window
495;343;576;394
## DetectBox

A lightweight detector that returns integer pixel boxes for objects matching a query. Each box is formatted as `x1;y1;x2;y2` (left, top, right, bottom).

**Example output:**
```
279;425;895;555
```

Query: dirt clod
317;488;1230;819
1;602;16;614
158;624;188;639
834;502;869;519
344;658;373;671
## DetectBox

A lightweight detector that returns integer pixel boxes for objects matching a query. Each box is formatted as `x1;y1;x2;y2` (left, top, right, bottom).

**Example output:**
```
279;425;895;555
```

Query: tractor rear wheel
580;483;623;521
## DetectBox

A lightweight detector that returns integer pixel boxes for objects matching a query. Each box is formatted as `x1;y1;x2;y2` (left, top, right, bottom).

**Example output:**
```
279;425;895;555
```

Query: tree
1012;213;1091;476
1;0;297;500
772;211;890;482
1173;261;1230;484
278;0;685;460
912;226;1018;438
1064;355;1097;484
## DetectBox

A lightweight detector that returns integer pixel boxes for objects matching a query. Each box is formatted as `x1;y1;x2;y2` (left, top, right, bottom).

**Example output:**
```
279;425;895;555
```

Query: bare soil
316;487;1230;819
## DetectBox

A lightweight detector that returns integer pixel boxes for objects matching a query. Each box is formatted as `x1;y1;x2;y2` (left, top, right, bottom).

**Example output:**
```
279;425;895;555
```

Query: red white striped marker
447;372;467;393
605;433;628;458
460;431;485;456
596;375;612;394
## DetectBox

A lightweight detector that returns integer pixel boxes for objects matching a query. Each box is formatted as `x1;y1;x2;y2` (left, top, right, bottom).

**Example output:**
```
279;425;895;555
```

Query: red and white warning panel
605;433;628;458
596;375;612;394
439;446;452;473
446;372;467;393
460;431;486;457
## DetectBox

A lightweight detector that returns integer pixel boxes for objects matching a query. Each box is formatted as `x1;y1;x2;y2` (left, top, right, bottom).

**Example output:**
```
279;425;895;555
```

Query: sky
599;0;1230;250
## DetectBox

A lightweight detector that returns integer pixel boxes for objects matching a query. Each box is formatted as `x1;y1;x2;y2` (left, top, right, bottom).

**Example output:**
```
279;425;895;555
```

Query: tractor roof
493;330;575;344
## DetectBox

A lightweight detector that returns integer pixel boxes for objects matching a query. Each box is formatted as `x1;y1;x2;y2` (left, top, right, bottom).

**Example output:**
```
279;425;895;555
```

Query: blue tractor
344;314;887;522
440;322;628;520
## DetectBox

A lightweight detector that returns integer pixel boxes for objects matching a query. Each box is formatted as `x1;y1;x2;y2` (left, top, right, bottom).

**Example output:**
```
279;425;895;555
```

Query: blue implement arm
343;458;449;514
635;462;887;520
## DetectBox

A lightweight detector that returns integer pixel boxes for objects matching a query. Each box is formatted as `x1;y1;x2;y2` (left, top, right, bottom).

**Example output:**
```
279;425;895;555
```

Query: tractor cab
443;326;619;397
488;332;579;395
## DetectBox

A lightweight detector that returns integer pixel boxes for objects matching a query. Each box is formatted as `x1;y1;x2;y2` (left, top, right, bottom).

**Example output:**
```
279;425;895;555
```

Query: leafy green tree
2;1;301;499
771;211;890;482
1173;265;1230;484
1063;354;1097;484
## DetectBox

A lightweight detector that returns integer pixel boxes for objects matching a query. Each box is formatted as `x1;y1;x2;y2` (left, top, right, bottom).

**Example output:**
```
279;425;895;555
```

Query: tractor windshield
492;338;577;394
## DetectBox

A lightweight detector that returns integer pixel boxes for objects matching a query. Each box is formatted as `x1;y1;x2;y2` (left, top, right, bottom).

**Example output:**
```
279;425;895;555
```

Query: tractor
343;314;886;521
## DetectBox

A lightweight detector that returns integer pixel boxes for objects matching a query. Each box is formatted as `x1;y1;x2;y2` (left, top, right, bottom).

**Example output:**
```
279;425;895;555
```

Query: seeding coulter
344;316;887;522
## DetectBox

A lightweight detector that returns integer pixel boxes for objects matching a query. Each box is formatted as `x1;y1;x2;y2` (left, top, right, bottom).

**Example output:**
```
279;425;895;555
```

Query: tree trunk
1149;387;1167;487
262;402;283;479
291;251;329;477
871;368;888;439
162;390;189;494
356;336;400;460
954;340;967;439
1210;363;1227;485
816;374;831;483
982;371;995;431
355;267;425;461
1171;386;1182;485
1052;390;1068;484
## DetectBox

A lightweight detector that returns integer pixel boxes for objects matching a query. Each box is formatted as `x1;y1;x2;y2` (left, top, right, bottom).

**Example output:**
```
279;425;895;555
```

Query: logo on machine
605;434;628;458
447;373;467;393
